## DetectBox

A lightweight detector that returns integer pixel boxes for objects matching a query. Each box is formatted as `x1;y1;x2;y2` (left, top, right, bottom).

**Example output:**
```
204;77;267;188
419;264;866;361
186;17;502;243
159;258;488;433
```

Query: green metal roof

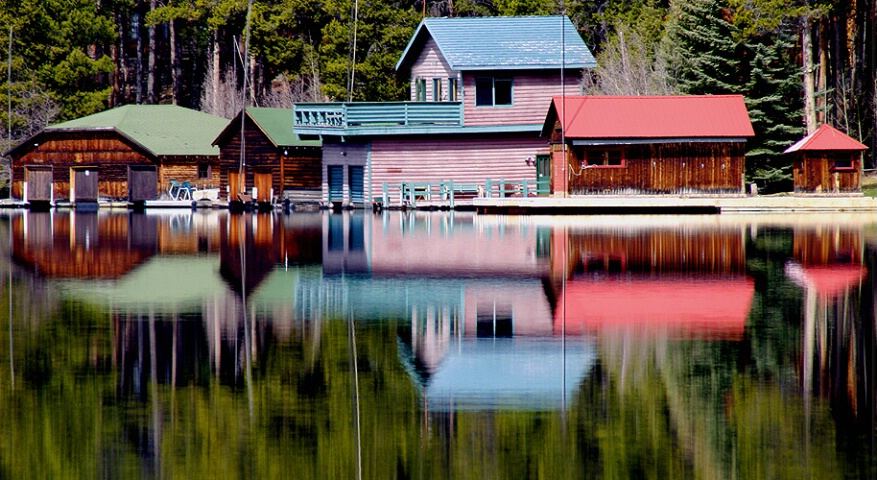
396;15;596;72
245;108;321;148
46;104;228;157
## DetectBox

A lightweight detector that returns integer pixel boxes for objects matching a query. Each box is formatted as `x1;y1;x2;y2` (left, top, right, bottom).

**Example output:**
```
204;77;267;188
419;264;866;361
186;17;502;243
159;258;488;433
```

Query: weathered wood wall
564;142;746;195
792;152;861;193
11;131;154;200
462;71;580;126
217;117;320;201
11;131;218;201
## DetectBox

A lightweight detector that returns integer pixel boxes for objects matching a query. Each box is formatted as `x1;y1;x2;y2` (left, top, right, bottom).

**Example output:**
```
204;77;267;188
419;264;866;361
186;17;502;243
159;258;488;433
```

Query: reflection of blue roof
405;338;596;412
396;16;596;72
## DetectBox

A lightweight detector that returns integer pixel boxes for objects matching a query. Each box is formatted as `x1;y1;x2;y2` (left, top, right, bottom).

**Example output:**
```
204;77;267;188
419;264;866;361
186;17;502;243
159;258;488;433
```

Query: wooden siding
10;131;218;201
217;117;321;201
369;136;548;201
11;131;155;200
562;142;746;195
792;152;861;193
409;38;460;101
462;72;580;126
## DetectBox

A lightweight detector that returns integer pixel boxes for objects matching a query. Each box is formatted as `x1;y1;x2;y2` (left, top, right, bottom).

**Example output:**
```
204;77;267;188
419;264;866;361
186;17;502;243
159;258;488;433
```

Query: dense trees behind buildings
0;0;874;190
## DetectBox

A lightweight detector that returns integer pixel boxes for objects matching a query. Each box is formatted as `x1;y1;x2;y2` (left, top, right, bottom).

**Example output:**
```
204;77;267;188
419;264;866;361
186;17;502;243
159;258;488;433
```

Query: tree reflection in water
0;210;873;479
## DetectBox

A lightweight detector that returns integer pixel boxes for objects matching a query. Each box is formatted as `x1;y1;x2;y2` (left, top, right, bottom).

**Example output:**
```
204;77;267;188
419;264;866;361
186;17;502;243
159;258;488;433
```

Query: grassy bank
864;172;876;197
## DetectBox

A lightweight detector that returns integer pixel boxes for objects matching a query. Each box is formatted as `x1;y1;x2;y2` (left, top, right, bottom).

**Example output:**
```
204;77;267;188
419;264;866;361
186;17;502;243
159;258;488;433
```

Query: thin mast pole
8;27;12;200
237;0;254;198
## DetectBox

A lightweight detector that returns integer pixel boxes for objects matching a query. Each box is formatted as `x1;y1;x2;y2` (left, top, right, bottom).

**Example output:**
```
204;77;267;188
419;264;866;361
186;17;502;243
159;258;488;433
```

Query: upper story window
448;77;458;101
432;78;442;101
475;77;513;107
415;78;427;102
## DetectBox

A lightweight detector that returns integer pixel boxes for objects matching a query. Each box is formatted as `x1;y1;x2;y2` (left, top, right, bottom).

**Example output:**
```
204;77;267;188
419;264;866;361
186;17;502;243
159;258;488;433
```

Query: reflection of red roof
784;124;868;153
554;278;754;339
785;263;867;297
547;95;755;139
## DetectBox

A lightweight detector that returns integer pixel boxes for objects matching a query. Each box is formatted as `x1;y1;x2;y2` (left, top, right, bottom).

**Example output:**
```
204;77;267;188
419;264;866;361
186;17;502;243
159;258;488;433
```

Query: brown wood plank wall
11;131;218;201
566;142;746;195
217;118;320;200
792;153;861;193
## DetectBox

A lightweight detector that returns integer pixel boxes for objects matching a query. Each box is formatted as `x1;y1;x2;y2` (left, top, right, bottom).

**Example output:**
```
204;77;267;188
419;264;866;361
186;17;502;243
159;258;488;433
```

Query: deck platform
473;195;877;214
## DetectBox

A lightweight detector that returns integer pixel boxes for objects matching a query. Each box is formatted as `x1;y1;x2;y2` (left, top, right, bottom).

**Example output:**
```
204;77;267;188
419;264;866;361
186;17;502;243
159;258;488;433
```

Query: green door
535;154;550;196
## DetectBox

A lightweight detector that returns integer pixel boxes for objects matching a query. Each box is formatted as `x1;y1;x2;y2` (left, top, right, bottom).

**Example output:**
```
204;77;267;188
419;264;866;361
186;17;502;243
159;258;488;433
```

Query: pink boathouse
294;15;596;208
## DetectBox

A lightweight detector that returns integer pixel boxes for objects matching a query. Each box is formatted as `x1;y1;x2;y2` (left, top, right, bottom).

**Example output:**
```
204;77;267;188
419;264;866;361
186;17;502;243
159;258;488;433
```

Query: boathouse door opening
24;166;53;203
71;167;99;203
128;165;158;202
328;165;344;204
348;166;365;205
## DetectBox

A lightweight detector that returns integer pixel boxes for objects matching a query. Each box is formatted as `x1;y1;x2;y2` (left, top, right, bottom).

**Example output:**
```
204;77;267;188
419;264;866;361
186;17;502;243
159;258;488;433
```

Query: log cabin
293;15;596;207
213;108;321;204
7;105;228;205
784;124;867;194
542;95;755;195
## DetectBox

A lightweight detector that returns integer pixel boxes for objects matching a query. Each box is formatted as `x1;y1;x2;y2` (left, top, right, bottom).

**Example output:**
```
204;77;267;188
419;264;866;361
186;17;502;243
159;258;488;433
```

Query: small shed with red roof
542;95;755;195
784;124;867;194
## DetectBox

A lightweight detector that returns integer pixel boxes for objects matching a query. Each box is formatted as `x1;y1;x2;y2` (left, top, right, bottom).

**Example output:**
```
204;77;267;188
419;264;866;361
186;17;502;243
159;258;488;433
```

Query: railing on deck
294;102;464;129
380;179;549;209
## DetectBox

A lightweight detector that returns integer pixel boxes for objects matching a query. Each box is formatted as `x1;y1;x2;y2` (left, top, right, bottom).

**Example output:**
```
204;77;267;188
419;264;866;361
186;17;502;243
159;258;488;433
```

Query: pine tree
661;0;742;95
743;27;803;192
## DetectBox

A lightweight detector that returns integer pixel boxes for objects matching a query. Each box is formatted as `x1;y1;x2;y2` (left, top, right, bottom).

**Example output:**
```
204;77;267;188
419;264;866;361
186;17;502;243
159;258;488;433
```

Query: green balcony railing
294;102;463;129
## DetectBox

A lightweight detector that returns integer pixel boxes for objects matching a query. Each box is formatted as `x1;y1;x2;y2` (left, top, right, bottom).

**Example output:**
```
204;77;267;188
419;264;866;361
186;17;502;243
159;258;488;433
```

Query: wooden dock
473;195;877;214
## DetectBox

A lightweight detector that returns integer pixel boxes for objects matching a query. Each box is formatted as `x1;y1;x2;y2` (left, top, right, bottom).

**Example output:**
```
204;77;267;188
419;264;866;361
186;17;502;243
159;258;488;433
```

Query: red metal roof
554;278;754;340
783;124;868;153
549;95;755;139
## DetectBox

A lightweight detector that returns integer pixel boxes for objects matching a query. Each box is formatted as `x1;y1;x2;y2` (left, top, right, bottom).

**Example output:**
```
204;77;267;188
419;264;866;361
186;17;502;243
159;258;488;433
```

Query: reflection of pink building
550;225;754;340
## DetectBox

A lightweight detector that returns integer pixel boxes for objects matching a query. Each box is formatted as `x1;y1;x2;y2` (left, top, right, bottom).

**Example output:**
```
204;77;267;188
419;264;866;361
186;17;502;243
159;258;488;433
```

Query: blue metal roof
396;15;596;72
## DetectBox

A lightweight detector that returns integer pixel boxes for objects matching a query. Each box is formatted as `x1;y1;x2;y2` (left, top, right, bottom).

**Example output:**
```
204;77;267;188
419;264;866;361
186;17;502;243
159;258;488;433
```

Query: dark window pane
475;78;493;106
494;79;512;105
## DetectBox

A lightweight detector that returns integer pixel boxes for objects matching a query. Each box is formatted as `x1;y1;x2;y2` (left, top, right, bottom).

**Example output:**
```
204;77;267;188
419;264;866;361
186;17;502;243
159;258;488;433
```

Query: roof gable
783;124;868;153
396;16;596;72
44;105;228;157
214;108;321;148
545;95;755;139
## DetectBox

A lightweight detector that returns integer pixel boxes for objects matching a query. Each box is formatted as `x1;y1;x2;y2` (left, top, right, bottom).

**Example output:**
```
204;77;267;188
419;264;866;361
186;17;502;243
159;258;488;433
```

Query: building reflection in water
785;224;870;417
1;210;876;476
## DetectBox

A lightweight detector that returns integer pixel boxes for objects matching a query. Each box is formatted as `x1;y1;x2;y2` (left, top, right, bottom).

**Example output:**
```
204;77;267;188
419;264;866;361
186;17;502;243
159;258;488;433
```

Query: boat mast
237;0;254;198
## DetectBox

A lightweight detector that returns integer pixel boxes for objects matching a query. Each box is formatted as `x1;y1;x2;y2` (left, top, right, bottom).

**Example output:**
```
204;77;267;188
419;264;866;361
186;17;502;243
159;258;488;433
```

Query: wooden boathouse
784;124;867;194
294;15;596;208
542;95;755;195
213;108;321;204
7;105;228;205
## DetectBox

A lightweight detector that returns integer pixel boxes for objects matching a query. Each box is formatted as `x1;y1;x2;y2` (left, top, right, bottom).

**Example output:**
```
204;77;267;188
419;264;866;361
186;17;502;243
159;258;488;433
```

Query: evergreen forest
0;0;874;191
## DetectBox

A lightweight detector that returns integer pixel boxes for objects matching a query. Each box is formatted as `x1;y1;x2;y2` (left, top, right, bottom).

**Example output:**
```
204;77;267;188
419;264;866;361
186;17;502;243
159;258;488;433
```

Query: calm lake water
0;209;874;479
